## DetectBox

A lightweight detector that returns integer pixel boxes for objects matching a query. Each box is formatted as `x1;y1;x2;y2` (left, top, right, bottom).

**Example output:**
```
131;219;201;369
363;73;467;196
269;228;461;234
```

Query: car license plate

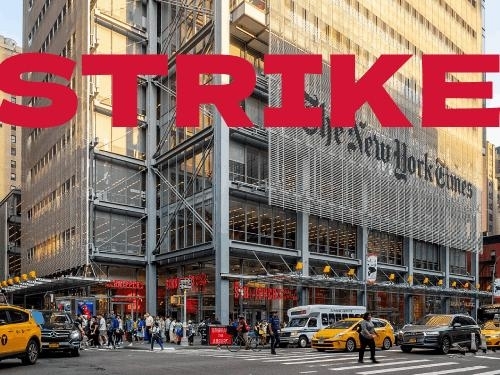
49;343;59;348
408;338;416;344
319;339;324;344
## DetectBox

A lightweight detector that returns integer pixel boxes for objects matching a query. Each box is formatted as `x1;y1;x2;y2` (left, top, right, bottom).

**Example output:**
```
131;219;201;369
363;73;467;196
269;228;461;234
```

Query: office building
0;36;21;200
18;0;490;324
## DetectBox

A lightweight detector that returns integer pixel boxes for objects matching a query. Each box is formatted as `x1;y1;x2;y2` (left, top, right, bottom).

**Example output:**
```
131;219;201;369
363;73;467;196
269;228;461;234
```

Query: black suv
398;314;481;354
31;310;81;356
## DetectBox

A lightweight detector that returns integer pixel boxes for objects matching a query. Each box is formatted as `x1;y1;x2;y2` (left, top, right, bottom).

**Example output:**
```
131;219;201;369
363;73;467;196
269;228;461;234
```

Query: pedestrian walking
165;315;172;343
150;322;164;351
268;310;280;355
358;312;379;364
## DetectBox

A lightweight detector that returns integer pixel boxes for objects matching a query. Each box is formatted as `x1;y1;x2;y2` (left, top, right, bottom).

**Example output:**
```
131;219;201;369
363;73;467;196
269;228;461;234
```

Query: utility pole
491;250;498;305
179;278;192;346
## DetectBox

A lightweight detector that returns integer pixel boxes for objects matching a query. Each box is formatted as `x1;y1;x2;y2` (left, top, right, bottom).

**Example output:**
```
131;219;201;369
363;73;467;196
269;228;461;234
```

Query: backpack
175;326;183;337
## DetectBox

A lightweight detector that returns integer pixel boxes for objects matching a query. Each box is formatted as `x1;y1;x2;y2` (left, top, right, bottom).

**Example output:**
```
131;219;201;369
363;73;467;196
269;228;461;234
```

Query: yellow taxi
481;320;500;350
311;317;395;352
0;300;42;365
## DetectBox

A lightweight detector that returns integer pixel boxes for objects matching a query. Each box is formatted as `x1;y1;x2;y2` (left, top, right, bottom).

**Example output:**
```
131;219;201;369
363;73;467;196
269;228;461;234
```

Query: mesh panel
268;1;482;252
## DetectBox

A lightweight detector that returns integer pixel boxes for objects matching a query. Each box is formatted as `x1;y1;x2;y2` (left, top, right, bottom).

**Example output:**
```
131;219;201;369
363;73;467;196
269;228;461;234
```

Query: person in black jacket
268;311;281;355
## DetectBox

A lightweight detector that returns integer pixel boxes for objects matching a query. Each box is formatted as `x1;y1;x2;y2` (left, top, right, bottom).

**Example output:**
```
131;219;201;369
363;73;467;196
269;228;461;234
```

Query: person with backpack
173;320;183;345
358;312;379;364
150;321;164;351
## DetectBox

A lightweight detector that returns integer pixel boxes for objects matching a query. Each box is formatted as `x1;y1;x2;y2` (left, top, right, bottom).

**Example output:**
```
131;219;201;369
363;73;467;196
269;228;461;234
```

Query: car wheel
439;336;451;354
382;337;392;350
298;336;308;348
70;348;80;357
400;345;412;353
21;339;39;365
345;338;356;352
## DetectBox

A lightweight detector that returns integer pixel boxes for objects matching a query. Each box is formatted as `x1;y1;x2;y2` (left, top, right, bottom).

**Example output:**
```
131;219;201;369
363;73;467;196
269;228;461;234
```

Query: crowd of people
75;313;196;351
74;311;283;354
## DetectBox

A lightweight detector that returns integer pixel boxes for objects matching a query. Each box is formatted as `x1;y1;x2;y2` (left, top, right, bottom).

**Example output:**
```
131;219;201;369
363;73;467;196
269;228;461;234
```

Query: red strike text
0;53;499;128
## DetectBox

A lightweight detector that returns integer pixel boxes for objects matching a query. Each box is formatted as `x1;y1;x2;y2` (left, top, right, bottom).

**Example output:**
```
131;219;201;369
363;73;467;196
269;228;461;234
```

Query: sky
0;0;499;143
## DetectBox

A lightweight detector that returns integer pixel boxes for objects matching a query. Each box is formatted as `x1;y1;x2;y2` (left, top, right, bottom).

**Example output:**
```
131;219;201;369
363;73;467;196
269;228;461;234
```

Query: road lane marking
353;362;458;374
415;366;487;375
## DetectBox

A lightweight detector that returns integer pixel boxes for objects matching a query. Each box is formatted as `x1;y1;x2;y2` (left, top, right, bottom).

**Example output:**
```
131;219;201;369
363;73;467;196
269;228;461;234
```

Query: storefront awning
0;276;110;296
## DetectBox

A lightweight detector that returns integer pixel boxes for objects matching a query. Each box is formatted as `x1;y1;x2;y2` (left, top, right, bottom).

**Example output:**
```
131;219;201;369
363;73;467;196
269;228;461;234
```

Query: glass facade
18;0;489;325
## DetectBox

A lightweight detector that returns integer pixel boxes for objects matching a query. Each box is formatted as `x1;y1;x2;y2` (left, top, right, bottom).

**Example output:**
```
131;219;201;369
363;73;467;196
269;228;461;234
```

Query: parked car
398;314;481;354
311;317;395;352
31;309;81;356
480;320;500;350
0;303;41;365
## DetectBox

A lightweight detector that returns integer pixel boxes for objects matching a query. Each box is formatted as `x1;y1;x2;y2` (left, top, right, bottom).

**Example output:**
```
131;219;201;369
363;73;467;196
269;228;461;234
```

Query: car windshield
417;315;453;326
31;310;72;329
481;321;500;330
327;320;358;329
288;318;309;327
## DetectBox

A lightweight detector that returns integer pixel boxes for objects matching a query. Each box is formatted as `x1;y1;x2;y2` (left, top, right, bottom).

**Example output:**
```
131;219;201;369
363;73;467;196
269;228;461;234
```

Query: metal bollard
470;332;477;352
480;333;487;353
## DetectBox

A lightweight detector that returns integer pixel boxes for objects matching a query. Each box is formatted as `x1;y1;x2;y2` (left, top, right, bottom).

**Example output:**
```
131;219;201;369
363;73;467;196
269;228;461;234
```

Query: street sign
179;278;192;290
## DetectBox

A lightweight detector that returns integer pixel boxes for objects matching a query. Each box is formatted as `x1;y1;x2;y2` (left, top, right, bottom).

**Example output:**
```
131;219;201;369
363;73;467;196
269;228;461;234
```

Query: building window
10;147;16;156
11;160;16;169
10;96;16;103
10;135;16;143
10;173;16;181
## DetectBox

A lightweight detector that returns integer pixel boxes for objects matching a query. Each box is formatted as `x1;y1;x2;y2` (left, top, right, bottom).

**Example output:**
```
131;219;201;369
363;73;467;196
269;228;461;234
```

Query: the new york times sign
303;93;473;199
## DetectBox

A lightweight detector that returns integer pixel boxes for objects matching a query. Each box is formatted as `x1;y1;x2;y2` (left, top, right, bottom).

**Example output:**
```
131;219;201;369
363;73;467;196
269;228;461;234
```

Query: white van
280;304;366;348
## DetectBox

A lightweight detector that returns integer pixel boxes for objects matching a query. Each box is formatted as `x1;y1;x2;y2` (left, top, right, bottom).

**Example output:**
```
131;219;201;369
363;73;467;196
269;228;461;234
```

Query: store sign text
305;117;474;198
0;53;498;128
105;280;145;289
233;281;298;301
166;273;208;290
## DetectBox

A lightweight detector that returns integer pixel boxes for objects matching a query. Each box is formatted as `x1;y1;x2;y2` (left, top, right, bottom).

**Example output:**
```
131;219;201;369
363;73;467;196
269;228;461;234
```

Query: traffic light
170;295;181;305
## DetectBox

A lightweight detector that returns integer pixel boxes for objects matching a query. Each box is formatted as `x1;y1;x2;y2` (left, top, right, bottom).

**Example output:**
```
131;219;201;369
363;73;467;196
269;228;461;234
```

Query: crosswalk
171;348;500;375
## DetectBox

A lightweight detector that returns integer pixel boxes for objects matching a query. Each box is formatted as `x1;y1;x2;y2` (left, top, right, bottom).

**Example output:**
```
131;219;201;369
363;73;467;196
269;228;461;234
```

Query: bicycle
247;334;264;352
227;332;246;352
227;332;265;352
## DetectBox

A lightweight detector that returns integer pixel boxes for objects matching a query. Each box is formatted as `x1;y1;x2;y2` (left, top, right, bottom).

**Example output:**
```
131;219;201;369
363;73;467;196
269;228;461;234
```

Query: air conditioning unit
90;33;99;49
89;81;99;97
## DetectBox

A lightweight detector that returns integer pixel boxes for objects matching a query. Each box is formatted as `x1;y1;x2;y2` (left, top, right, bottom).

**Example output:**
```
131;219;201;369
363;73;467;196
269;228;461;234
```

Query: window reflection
229;198;296;249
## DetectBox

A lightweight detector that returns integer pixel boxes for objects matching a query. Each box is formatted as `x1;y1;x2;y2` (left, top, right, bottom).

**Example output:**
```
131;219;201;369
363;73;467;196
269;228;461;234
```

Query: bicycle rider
237;315;250;349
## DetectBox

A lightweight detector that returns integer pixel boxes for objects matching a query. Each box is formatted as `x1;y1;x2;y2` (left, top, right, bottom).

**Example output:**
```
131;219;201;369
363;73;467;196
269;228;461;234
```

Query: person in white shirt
145;313;154;343
98;314;107;347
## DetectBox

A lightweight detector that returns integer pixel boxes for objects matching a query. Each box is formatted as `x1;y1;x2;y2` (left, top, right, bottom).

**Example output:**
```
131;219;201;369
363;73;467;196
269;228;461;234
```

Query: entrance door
112;302;128;317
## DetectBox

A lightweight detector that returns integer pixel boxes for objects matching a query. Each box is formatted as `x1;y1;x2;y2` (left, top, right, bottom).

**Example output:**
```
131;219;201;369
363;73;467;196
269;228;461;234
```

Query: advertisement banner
366;254;378;284
76;300;95;320
495;279;500;297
